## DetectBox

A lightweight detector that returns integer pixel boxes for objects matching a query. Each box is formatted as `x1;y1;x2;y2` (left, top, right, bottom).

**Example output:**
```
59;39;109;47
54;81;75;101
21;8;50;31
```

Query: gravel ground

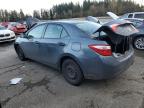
0;42;144;108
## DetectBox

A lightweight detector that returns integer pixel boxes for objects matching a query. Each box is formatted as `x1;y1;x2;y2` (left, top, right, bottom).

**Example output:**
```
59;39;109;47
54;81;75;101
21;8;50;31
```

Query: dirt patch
112;90;133;99
135;50;144;58
139;98;144;108
1;77;55;107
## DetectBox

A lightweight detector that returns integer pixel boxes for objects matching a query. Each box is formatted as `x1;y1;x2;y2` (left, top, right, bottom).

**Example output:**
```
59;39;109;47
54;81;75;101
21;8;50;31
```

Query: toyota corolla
14;20;137;85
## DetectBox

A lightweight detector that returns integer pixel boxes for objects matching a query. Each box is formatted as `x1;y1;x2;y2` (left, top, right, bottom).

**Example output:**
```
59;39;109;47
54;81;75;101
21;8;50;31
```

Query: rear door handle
58;42;66;46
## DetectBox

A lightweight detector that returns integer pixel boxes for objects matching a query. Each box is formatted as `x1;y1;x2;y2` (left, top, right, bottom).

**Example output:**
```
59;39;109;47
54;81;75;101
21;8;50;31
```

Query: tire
133;36;144;50
62;59;84;86
16;46;26;61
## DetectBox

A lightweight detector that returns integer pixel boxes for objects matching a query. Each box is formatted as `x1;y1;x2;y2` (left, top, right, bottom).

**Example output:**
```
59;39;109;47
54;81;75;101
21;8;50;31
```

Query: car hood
0;29;14;34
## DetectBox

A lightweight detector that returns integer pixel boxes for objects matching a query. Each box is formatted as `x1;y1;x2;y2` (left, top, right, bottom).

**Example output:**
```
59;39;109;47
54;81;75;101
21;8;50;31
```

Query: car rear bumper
81;50;134;80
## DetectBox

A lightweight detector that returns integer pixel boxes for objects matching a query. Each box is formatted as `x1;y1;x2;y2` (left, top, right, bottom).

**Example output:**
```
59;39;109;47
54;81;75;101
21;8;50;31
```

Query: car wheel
16;46;26;61
62;59;84;86
133;36;144;50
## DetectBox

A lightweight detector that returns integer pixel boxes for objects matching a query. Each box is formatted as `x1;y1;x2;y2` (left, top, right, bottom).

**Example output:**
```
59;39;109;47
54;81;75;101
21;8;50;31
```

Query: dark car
124;18;144;50
14;20;136;85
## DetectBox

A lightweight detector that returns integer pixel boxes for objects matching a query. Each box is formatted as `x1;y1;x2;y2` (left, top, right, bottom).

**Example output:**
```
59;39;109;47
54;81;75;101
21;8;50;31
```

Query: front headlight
11;32;15;36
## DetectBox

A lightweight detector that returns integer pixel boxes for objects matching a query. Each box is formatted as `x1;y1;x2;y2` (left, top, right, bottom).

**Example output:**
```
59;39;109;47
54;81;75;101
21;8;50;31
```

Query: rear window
75;22;101;35
114;24;138;36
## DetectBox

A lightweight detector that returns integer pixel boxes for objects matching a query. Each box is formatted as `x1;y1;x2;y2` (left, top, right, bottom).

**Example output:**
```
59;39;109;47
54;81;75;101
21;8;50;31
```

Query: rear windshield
75;22;101;35
114;24;138;36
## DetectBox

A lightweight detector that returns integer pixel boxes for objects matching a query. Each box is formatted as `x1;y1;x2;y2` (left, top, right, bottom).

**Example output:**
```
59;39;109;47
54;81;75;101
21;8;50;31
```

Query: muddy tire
62;59;84;86
16;46;26;61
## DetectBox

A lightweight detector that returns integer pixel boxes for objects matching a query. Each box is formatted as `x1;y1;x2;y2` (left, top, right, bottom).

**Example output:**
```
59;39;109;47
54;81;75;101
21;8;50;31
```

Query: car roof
126;12;144;14
37;20;100;25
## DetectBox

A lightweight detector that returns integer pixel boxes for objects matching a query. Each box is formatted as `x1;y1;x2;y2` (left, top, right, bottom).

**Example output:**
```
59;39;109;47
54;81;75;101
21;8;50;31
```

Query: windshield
75;21;101;35
0;26;6;30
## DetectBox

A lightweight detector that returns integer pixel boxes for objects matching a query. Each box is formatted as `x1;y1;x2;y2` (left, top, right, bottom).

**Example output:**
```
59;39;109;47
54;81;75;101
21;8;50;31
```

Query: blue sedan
14;20;136;85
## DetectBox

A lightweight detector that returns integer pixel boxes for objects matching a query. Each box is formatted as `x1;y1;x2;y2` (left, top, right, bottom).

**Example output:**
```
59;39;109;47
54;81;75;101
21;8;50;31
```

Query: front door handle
58;42;66;46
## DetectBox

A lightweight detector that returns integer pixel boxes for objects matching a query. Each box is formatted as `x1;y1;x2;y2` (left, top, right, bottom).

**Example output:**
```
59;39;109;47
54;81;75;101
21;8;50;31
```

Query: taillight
88;44;112;56
110;24;119;32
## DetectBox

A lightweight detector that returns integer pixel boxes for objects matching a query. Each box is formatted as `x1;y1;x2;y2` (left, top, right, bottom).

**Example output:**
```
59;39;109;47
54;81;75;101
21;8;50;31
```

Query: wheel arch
58;54;83;73
132;34;144;41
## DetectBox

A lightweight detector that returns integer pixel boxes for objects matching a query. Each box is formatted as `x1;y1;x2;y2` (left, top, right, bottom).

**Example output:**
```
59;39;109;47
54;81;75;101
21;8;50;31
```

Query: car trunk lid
93;19;138;55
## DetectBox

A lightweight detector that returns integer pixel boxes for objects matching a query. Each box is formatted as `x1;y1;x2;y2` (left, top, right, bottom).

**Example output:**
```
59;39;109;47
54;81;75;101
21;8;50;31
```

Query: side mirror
23;34;33;39
27;35;34;39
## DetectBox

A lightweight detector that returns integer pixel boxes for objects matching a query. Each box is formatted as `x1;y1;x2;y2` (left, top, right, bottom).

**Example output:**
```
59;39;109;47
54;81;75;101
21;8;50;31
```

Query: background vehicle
120;12;144;19
107;12;144;50
124;18;144;50
0;25;16;42
14;20;136;85
7;22;27;34
0;22;9;28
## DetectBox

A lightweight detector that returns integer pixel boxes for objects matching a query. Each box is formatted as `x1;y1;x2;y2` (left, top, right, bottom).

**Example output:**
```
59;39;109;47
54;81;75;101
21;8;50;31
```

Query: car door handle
58;42;66;46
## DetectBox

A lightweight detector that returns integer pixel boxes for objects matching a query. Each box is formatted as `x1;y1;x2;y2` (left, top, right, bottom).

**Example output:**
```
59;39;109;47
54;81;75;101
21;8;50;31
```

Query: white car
120;12;144;19
0;26;16;42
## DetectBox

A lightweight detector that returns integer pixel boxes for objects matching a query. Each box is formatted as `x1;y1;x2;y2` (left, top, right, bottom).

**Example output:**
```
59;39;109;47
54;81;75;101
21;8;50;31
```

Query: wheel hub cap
66;65;76;79
135;37;144;49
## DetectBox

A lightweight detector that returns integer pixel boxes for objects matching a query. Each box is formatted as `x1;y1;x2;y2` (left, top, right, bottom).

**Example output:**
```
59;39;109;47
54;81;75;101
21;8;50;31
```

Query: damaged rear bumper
81;50;134;80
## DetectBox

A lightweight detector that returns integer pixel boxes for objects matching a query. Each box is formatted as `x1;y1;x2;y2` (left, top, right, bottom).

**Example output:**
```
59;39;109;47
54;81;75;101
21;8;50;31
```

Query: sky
0;0;143;15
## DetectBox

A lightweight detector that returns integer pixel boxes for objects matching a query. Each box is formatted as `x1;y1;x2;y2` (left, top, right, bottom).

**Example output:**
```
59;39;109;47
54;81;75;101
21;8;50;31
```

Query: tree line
0;0;144;22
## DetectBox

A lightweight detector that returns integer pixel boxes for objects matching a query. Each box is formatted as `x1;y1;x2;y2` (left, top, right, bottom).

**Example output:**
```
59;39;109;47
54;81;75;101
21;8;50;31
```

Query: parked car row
0;22;27;34
0;21;27;43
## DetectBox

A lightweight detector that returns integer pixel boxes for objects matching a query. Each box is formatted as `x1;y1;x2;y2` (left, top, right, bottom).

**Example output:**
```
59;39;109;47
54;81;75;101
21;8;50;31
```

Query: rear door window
44;24;63;39
61;29;69;38
134;14;144;19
